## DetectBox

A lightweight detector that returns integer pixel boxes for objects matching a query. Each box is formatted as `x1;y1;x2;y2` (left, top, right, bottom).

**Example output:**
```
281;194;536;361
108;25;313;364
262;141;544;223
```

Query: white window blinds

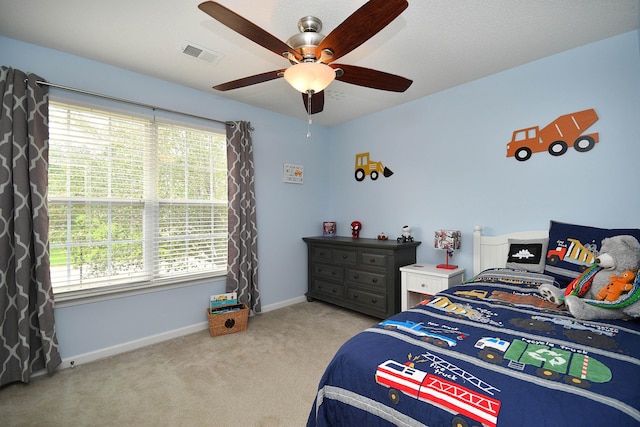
48;101;227;295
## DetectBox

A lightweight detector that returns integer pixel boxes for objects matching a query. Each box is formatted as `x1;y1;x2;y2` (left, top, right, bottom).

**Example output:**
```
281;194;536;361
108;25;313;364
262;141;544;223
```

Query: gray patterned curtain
0;66;61;386
226;121;260;313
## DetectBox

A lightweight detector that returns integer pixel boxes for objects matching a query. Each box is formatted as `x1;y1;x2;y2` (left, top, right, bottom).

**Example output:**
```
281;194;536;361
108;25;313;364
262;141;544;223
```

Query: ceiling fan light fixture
283;62;335;94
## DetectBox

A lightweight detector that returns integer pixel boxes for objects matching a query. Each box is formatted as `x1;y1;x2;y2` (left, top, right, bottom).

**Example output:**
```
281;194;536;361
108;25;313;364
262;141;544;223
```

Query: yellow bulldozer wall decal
355;152;394;182
506;109;599;161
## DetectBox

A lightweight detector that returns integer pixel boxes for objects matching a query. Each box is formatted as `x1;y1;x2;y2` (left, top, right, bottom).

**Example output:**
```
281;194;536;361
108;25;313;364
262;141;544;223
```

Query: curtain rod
35;80;229;126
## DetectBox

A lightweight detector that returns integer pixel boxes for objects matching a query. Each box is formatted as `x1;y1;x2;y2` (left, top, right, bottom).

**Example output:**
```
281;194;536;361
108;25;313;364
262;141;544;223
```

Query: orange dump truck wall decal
506;109;599;161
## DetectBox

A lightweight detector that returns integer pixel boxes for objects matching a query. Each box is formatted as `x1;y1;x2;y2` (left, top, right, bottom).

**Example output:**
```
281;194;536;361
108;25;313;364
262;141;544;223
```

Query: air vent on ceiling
326;89;347;101
181;41;224;64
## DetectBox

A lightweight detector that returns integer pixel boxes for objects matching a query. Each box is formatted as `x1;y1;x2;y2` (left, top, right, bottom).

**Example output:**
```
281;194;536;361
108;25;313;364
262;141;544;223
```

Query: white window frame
48;93;228;303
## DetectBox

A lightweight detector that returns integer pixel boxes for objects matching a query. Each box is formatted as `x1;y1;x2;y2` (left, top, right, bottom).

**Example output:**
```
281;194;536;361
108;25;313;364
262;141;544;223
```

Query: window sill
53;272;227;308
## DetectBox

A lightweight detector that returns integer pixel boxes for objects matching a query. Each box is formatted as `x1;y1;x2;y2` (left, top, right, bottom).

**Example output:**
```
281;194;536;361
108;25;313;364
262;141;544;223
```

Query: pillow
505;238;549;273
544;220;640;287
470;268;557;288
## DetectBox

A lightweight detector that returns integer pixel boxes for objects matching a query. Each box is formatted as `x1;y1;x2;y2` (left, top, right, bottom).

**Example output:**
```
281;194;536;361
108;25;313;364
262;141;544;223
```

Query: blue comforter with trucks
307;269;640;427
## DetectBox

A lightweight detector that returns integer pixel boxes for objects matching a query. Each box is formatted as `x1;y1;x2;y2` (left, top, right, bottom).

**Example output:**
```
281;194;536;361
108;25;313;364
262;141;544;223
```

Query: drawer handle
353;293;358;299
332;288;337;294
353;273;359;279
342;254;348;259
372;278;378;283
319;251;325;256
371;298;378;304
421;283;426;288
317;267;323;272
332;271;337;276
369;258;376;263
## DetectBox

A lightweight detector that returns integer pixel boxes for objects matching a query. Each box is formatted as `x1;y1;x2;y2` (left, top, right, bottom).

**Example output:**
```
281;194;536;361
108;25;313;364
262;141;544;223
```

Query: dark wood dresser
303;236;420;318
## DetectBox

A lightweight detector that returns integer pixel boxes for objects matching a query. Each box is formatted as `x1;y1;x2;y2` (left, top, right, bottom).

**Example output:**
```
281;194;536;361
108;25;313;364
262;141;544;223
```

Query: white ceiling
1;1;638;127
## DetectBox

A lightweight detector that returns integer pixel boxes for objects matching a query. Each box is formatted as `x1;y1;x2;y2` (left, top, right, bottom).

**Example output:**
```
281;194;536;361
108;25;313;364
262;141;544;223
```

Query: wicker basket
207;304;248;337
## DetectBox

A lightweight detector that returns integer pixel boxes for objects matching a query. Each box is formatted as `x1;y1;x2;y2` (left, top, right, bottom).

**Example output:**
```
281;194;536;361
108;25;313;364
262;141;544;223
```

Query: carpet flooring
0;301;378;427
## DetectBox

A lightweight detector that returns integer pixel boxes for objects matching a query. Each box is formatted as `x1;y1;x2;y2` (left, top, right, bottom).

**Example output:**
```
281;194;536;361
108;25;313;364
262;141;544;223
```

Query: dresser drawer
312;262;344;281
310;279;345;299
359;251;388;269
405;272;446;295
333;248;357;265
311;245;333;262
346;268;386;290
346;287;387;315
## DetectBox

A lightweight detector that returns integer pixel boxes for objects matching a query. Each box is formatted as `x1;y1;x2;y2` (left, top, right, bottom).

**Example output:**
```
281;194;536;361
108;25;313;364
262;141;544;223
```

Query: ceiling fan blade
302;91;325;114
198;1;301;61
213;69;285;91
332;64;412;92
316;0;408;62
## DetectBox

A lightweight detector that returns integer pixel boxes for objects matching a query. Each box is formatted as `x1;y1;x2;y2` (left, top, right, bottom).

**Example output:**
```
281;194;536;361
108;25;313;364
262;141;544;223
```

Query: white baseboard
57;321;210;370
260;295;307;313
52;296;308;372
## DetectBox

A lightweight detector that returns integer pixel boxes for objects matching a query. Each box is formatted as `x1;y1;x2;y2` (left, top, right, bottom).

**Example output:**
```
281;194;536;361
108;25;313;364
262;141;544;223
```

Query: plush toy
397;225;414;243
539;235;640;320
596;270;635;302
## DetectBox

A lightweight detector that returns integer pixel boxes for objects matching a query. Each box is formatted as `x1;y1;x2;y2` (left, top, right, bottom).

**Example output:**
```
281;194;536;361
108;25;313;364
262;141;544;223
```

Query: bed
307;223;640;427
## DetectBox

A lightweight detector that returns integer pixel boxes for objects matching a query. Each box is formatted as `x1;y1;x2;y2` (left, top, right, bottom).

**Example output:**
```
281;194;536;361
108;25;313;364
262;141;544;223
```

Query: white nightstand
400;264;466;311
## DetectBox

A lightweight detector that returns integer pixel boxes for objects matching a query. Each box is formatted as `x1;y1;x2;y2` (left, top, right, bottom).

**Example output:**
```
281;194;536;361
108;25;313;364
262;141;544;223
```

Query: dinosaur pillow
505;238;548;273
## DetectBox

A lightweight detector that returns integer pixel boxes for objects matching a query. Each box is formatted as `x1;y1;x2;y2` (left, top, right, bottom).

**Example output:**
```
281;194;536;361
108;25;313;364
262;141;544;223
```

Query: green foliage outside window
48;102;227;291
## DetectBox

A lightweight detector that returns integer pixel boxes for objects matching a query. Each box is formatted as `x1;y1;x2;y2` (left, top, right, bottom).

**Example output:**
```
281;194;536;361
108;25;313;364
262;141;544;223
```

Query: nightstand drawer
312;262;344;281
399;264;465;311
405;273;446;295
346;268;386;290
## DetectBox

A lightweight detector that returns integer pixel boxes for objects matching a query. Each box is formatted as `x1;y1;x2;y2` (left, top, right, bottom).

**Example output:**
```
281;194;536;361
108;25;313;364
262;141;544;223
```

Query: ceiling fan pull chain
307;91;313;138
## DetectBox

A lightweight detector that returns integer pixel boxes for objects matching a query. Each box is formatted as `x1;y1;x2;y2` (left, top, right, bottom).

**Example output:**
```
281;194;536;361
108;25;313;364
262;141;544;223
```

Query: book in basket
209;292;237;312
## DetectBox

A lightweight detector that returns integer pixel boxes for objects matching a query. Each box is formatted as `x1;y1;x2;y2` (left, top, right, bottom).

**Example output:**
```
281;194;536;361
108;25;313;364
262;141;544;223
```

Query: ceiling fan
197;0;413;116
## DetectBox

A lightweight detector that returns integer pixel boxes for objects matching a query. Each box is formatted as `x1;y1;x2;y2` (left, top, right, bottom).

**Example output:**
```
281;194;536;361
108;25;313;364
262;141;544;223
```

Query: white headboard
473;225;548;276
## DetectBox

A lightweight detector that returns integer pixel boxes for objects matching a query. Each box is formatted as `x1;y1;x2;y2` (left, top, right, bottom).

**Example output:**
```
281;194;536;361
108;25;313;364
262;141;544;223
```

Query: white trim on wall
48;295;309;372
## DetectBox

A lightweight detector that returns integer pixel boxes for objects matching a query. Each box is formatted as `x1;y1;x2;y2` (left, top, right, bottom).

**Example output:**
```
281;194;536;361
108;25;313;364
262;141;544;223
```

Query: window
48;101;227;297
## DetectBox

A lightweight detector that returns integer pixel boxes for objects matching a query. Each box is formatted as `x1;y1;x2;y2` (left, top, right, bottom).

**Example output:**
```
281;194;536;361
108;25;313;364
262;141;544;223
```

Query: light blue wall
1;30;639;362
1;36;331;359
328;31;640;273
